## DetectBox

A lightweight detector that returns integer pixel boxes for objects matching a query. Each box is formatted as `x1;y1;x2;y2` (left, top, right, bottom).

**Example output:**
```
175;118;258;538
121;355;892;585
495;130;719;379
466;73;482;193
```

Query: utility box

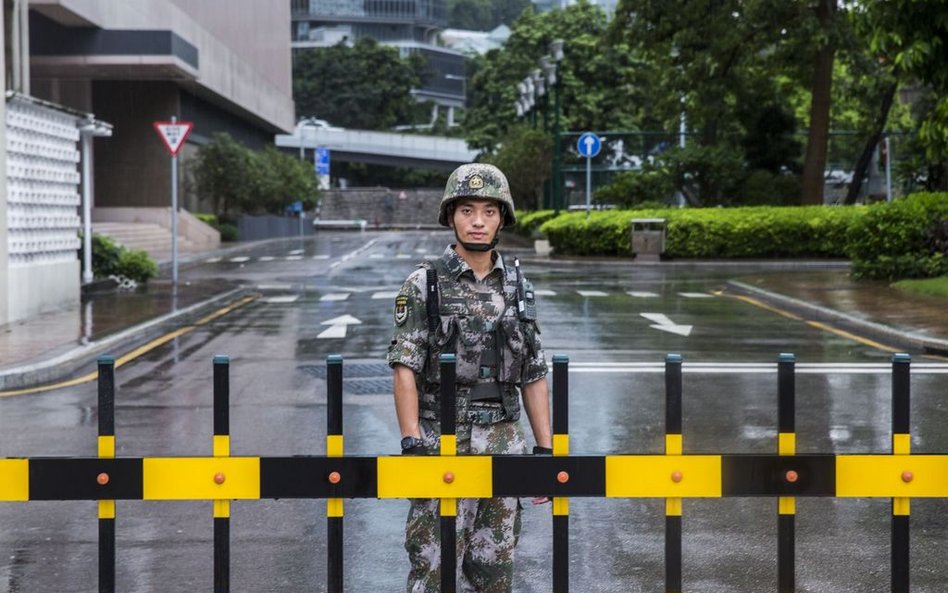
630;218;666;262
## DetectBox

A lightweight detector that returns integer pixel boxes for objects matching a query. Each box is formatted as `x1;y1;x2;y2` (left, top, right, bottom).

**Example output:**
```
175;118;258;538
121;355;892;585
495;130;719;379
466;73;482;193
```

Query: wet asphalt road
1;230;947;592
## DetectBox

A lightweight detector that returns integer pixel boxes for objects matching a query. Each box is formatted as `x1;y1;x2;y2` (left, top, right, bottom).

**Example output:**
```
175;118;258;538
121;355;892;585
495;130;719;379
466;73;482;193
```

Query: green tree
484;125;552;211
852;0;948;191
190;133;254;215
464;3;646;153
293;38;428;129
191;133;319;216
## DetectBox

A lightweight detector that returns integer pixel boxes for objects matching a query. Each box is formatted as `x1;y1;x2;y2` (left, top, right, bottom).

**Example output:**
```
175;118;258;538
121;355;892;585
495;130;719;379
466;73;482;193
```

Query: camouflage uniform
387;244;547;593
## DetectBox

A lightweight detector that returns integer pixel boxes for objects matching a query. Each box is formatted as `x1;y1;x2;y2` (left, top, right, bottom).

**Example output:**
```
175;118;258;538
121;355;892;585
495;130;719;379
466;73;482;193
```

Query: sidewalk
727;269;948;356
2;259;946;393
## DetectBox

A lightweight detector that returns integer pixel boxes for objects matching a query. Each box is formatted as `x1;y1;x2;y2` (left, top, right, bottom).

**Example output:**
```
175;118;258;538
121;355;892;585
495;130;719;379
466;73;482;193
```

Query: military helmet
439;163;516;227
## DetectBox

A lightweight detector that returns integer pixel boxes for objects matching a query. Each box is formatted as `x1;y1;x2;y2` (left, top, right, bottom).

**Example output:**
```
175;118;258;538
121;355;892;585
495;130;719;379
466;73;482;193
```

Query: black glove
532;446;553;455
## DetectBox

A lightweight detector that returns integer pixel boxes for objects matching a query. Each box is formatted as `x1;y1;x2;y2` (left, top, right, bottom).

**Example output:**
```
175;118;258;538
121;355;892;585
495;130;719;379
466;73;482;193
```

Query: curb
0;287;251;392
727;280;948;356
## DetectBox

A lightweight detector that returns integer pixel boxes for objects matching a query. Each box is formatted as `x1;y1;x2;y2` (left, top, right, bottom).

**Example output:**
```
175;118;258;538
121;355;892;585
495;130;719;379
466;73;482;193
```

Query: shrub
117;249;158;283
539;205;865;258
195;213;218;226
83;234;158;284
846;192;948;280
219;223;238;242
514;210;558;238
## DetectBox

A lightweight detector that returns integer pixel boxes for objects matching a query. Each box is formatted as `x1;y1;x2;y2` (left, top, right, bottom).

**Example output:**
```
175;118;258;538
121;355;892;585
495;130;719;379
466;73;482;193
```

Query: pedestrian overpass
275;126;478;171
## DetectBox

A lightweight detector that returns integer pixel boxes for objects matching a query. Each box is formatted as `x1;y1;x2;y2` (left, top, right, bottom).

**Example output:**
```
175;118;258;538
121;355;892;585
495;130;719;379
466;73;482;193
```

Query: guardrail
0;353;941;593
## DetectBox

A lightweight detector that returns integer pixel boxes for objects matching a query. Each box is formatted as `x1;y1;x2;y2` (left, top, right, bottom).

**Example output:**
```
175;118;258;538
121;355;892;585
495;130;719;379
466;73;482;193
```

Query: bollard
552;354;570;593
97;356;116;593
327;355;344;593
891;353;911;593
777;353;796;593
664;353;683;593
213;355;231;593
439;354;457;593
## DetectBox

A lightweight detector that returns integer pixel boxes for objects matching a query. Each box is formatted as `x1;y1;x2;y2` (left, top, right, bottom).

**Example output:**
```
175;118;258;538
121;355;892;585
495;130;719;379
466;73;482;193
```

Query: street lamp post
513;39;565;211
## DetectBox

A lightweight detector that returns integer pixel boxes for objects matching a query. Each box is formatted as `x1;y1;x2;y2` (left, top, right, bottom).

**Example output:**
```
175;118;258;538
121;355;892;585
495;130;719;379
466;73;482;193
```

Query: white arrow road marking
641;313;693;336
679;292;714;298
265;295;299;304
317;314;362;339
534;289;556;296
320;293;350;302
372;291;400;300
628;291;659;298
577;290;609;297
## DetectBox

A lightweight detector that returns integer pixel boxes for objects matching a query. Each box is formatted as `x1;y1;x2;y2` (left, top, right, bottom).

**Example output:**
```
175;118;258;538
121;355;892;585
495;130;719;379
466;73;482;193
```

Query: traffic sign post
153;117;194;285
577;132;601;219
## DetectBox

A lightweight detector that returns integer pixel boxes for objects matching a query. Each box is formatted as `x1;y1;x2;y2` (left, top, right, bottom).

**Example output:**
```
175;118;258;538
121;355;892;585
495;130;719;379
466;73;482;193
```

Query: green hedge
514;210;558;238
846;192;948;280
85;234;158;283
539;205;865;258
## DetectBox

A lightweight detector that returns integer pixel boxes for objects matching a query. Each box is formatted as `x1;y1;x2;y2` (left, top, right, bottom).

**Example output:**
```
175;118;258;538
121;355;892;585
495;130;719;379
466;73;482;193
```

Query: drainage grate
299;362;393;395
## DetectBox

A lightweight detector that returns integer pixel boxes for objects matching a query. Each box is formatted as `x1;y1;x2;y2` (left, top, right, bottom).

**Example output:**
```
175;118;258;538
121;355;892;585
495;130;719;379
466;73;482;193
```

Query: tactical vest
417;256;538;424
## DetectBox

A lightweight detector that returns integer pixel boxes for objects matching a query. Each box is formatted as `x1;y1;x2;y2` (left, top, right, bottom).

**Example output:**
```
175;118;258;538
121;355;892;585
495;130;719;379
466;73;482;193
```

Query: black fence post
213;355;231;593
664;353;683;593
552;355;570;593
439;354;458;593
97;356;116;593
327;355;345;593
891;353;911;593
777;353;796;593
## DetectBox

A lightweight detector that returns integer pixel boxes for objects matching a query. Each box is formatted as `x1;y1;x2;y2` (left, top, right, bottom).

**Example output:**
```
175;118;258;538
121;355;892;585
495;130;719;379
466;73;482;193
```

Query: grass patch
891;276;948;299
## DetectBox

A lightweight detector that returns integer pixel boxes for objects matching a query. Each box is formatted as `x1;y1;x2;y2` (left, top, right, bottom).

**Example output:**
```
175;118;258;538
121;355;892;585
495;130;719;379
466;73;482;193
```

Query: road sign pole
170;116;179;285
585;156;591;219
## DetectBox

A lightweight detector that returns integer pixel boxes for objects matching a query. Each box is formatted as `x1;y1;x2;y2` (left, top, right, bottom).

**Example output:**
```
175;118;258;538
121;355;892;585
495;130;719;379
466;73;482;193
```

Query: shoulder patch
394;295;409;326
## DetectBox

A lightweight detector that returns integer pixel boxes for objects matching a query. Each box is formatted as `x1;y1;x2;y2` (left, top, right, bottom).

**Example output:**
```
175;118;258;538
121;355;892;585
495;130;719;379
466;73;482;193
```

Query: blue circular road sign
577;132;602;158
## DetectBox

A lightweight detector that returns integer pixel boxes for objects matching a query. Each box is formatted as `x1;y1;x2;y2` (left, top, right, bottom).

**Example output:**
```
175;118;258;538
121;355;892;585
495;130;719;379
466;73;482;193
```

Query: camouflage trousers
405;418;527;593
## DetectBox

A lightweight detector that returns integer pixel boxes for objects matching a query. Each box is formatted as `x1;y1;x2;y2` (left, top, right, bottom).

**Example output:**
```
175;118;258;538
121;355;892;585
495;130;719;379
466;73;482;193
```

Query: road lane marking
257;283;293;290
317;314;362;339
577;290;609;297
0;295;259;397
258;256;276;262
313;255;330;260
285;255;303;261
679;292;713;298
229;256;250;263
567;362;948;374
265;296;299;304
534;289;557;296
288;249;304;255
330;239;378;269
320;293;350;302
806;320;900;353
372;291;400;300
370;254;384;259
628;291;659;298
205;257;222;263
641;313;693;337
396;254;411;259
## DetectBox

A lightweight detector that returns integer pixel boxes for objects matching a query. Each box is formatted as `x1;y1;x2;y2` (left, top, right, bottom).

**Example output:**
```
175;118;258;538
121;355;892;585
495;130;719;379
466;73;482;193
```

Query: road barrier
1;352;945;593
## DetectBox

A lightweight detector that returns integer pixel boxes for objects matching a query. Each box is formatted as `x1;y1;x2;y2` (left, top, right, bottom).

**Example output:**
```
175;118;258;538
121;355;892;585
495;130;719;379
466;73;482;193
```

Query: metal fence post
891;353;911;593
327;355;345;593
213;355;231;593
777;353;796;592
552;355;570;593
97;356;116;593
664;353;683;593
439;354;458;593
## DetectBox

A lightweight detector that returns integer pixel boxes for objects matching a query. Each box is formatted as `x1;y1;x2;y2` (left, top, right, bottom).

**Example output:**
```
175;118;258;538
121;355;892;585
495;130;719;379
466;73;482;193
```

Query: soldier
387;163;552;593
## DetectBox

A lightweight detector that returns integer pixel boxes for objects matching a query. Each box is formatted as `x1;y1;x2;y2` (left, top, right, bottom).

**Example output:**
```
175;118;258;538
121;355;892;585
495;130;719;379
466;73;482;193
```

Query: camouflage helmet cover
439;163;516;227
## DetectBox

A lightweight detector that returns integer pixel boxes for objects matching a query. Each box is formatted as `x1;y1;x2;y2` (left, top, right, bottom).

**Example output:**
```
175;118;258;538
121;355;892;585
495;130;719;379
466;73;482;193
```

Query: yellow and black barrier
1;353;945;593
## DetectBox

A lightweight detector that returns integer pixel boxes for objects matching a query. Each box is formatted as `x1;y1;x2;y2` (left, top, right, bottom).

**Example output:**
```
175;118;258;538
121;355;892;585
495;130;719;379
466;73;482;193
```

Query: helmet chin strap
454;228;499;252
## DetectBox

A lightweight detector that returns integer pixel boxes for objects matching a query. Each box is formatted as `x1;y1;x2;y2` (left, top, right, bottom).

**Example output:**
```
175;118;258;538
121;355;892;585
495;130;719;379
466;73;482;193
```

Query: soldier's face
450;199;503;244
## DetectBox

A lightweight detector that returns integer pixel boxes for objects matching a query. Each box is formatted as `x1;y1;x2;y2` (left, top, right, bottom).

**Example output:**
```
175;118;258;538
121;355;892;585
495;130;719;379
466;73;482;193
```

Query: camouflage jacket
387;245;547;422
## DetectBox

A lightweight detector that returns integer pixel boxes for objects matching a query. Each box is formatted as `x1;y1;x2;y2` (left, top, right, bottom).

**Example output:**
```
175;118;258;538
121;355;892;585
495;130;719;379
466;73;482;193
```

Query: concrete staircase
92;222;205;264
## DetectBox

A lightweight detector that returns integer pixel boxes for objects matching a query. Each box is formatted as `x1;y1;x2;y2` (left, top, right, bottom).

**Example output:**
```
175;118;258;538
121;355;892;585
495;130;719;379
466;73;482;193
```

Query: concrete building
0;0;295;326
290;0;466;124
